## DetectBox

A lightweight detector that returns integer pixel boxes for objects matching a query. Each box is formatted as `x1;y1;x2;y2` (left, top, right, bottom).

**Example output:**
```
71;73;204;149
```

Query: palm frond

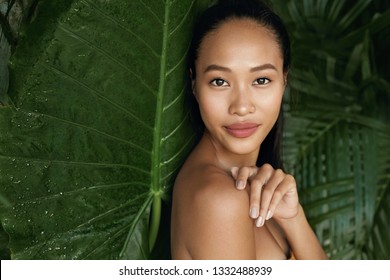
364;181;390;259
278;0;390;259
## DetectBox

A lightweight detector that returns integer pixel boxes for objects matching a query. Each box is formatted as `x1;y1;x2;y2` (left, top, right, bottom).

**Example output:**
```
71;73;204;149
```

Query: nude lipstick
225;123;259;138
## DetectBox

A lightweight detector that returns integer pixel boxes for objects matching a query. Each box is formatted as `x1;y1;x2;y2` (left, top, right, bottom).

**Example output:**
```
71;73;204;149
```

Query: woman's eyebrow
250;64;278;72
203;63;278;73
204;64;231;73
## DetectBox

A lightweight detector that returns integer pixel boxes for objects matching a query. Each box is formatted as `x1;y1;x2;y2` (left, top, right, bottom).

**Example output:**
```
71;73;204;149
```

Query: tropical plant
0;0;389;260
0;0;213;259
273;0;390;259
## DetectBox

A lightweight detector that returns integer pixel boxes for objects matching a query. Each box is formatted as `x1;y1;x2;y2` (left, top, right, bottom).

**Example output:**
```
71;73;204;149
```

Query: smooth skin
170;18;327;260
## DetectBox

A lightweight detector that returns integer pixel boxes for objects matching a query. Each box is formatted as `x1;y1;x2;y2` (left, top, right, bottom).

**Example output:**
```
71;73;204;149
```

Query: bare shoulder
173;163;256;259
175;163;249;217
191;165;249;216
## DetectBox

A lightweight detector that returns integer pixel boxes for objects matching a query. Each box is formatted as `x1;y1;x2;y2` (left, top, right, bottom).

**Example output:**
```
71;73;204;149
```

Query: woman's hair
187;0;290;169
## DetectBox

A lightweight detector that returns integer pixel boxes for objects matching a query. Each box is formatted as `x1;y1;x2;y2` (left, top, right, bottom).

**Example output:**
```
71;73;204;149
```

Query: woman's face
194;18;286;158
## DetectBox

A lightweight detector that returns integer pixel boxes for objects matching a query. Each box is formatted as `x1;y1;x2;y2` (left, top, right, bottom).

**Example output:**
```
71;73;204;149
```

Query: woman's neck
199;132;259;173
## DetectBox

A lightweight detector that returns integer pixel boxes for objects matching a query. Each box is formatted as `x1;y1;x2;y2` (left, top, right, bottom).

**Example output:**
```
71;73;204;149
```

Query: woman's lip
225;123;260;138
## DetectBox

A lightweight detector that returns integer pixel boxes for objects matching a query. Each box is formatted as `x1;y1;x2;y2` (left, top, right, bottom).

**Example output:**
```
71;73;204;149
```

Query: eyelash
209;77;271;87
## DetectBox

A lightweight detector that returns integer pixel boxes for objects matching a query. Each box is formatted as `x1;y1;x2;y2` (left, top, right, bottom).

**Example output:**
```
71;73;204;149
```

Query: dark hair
187;0;290;169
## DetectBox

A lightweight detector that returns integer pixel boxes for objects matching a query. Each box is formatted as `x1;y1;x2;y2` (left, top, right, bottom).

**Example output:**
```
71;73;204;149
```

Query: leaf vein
163;85;186;112
140;0;163;24
12;182;149;206
119;194;153;258
83;0;160;58
57;23;156;96
0;154;150;174
41;62;153;131
76;193;150;229
161;111;190;142
161;132;195;166
40;112;152;154
165;40;191;77
169;0;196;36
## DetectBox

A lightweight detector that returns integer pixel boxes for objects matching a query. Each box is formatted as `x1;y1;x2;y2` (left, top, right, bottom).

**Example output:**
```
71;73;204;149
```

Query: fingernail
236;180;245;189
256;216;264;227
250;207;258;219
266;210;272;220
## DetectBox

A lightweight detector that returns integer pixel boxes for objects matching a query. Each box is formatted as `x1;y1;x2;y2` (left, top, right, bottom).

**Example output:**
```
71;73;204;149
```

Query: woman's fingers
249;181;261;218
267;174;298;218
231;164;299;226
246;164;274;220
255;168;285;226
231;166;258;190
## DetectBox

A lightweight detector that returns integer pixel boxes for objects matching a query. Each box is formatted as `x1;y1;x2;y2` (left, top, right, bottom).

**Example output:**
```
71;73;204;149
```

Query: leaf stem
149;194;161;250
149;0;170;252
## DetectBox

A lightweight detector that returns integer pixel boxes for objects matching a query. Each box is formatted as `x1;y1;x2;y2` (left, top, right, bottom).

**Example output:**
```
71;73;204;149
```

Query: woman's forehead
196;19;283;72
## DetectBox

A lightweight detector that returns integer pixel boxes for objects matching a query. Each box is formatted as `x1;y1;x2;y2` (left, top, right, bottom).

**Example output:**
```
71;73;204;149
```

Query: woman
171;0;327;260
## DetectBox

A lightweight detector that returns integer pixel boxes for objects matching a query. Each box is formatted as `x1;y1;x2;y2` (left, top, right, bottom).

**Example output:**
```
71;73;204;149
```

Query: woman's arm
231;164;328;260
186;173;257;259
275;205;328;259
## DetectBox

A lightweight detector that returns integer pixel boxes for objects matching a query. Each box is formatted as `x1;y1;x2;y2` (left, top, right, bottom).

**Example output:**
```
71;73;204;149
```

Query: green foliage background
0;0;389;259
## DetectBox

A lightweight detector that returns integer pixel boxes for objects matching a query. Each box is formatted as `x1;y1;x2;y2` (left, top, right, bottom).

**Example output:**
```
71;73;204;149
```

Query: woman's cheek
198;97;225;127
255;89;283;111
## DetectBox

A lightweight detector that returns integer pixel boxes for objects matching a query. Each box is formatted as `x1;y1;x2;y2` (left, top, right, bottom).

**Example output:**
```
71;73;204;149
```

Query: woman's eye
210;78;228;87
253;78;270;85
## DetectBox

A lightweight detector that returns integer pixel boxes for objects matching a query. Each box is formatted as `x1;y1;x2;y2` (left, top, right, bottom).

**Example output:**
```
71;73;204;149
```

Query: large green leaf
0;0;207;259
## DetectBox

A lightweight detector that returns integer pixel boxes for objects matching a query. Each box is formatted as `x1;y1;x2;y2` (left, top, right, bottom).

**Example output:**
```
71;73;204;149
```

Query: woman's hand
231;164;299;227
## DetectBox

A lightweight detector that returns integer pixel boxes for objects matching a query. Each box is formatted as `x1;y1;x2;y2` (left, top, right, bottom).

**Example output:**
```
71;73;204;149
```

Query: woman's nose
228;89;255;116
